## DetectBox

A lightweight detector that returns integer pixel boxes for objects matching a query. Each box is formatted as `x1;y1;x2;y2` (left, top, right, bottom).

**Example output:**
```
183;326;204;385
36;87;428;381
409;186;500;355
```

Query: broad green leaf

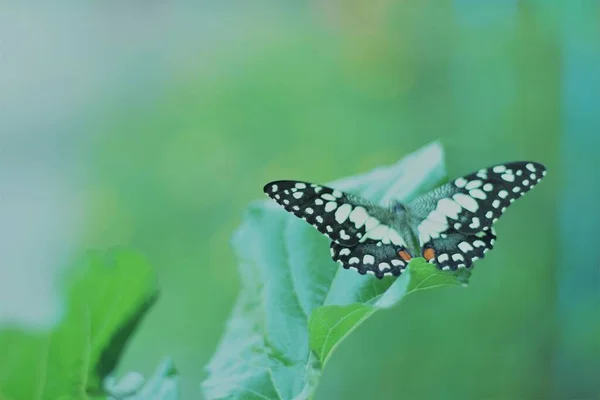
202;141;468;400
0;248;158;400
309;259;471;365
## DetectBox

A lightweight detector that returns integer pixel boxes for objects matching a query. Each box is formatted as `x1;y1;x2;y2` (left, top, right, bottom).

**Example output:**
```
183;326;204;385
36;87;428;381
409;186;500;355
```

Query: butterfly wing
264;161;546;278
264;180;406;247
408;161;546;248
330;241;410;278
264;180;412;277
422;228;497;270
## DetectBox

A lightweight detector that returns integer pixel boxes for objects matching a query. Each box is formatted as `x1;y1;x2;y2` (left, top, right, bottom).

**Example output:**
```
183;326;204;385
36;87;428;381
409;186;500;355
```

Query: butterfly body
264;161;546;279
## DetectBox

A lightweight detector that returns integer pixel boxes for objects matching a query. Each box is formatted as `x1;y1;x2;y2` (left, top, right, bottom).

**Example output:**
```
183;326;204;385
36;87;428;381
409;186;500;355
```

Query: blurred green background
2;1;599;399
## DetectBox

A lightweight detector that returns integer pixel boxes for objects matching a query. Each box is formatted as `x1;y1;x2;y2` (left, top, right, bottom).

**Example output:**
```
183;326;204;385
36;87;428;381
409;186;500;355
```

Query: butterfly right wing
408;161;546;247
407;161;546;271
421;228;497;271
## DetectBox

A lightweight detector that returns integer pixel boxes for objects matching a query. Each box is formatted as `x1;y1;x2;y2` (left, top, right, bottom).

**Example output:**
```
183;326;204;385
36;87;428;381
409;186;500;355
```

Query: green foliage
102;358;179;400
202;142;470;399
0;249;177;400
309;259;470;366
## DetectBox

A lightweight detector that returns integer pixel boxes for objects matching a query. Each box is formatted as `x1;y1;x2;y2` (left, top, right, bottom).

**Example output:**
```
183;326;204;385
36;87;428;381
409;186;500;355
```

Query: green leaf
309;259;470;365
102;357;180;400
202;141;469;400
0;248;158;400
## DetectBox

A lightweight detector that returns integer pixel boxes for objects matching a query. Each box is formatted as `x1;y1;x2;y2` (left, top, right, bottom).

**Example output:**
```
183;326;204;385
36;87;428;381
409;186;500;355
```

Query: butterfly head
390;201;407;214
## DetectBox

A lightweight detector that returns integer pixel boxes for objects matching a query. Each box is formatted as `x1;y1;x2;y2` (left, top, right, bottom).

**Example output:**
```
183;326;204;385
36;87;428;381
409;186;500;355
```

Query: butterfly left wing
264;180;406;248
264;180;413;277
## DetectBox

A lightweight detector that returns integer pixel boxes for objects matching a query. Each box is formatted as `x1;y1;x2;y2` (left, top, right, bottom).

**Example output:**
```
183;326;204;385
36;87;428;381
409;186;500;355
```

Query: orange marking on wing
423;248;436;261
398;250;412;262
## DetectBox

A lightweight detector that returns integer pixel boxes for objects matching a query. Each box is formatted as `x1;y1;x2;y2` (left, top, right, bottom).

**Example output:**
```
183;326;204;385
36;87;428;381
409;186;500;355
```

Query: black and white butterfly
263;162;547;279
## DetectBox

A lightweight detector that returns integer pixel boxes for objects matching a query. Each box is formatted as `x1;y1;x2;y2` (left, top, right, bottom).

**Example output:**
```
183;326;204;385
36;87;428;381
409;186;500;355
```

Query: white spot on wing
295;183;306;189
483;183;493;192
426;210;446;223
469;217;480;229
378;262;390;271
364;217;379;231
493;165;507;173
418;219;446;245
499;190;509;199
452;193;479;212
526;163;536;172
492;199;501;208
325;202;337;212
339;248;351;256
470;189;487;200
363;255;375;265
364;225;387;241
436;198;461;219
438;253;449;262
454;177;468;188
501;173;515;182
305;207;314;214
466;180;482;190
387;229;407;247
315;199;324;205
349;207;369;229
458;241;474;253
452;253;464;261
321;194;336;201
349;257;359;264
293;191;303;199
334;204;352;224
271;184;278;192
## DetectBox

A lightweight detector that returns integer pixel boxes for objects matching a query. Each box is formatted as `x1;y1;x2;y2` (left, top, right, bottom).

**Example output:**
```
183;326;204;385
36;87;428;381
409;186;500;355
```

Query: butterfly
263;162;547;279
